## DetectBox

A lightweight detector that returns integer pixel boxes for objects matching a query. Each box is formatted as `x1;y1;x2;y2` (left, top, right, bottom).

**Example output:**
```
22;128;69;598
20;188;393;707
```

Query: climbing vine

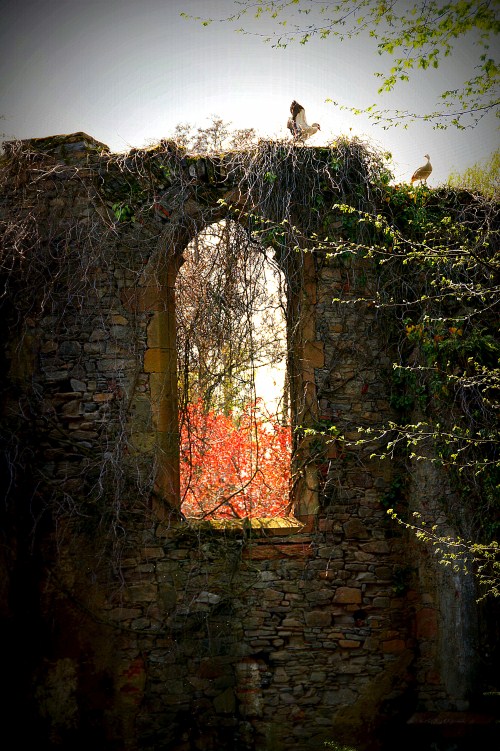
317;183;500;596
0;127;498;594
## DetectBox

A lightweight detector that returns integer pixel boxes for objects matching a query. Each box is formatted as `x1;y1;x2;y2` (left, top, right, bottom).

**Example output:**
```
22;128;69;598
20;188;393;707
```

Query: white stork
287;100;320;142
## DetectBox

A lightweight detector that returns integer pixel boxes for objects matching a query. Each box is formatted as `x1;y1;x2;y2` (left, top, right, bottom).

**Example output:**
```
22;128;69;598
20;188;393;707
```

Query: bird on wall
287;100;321;142
411;154;432;184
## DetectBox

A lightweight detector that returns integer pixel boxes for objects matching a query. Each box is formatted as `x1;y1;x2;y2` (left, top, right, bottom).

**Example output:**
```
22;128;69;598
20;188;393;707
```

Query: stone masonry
0;134;495;751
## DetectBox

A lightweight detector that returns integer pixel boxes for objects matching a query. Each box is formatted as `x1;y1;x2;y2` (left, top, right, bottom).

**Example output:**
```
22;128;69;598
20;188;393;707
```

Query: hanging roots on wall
0;130;499;591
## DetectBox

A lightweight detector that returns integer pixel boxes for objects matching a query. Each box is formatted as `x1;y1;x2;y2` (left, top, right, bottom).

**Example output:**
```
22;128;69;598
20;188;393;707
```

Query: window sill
184;516;305;537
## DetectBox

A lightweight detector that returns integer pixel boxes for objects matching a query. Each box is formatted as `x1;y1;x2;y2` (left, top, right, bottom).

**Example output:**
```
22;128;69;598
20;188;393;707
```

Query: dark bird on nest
287;100;320;142
411;154;432;184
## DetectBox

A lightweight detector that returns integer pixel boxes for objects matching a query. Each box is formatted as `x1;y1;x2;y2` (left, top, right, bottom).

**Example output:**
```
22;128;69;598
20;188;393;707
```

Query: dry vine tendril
0;124;498;595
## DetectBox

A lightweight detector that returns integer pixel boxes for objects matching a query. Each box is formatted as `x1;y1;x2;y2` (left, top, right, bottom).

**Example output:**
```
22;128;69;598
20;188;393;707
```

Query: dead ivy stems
175;137;392;519
177;225;284;519
0;140;259;617
0;142;162;569
4;133;496;591
0;139;247;560
86;135;390;523
187;137;391;516
214;141;499;592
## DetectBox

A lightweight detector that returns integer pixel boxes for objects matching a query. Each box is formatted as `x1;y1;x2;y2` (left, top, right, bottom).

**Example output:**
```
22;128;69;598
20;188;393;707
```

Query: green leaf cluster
189;1;500;128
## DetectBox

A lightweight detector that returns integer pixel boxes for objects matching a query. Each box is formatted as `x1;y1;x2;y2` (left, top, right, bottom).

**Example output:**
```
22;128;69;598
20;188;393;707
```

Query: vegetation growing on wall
0;129;498;593
318;182;499;596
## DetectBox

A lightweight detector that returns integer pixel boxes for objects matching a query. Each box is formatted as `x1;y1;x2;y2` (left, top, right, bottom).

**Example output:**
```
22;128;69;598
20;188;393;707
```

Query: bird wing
411;162;432;181
290;100;308;128
295;108;308;129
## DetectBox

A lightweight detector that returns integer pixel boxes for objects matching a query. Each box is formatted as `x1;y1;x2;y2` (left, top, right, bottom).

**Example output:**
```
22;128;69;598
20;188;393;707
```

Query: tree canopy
183;0;500;128
448;148;500;198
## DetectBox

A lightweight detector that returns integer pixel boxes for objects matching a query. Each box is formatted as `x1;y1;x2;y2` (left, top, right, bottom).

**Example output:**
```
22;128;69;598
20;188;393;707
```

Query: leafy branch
184;0;500;127
387;510;500;599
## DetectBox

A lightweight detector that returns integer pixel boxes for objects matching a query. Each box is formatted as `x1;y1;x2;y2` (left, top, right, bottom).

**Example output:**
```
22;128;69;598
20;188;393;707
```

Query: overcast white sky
1;0;498;185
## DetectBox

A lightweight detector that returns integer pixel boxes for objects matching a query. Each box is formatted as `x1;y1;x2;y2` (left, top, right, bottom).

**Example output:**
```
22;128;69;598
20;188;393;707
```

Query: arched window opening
176;220;292;520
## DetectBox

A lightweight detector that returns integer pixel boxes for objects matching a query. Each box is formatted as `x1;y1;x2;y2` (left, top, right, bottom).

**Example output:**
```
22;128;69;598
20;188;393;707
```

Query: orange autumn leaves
180;398;291;519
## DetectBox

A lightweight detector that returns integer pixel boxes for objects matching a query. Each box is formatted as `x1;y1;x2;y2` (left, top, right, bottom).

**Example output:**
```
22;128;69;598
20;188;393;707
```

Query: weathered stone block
128;432;156;454
416;607;438;639
361;541;390;554
382;639;406;653
144;348;170;373
281;618;303;628
333;587;362;604
93;392;114;402
338;639;362;649
121;286;165;313
61;399;81;417
343;519;370;539
305;611;332;627
324;688;356;705
59;340;82;356
304;340;325;368
213;687;236;714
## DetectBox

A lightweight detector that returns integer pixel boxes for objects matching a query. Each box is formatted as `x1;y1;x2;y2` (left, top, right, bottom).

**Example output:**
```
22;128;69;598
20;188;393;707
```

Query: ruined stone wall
0;134;491;751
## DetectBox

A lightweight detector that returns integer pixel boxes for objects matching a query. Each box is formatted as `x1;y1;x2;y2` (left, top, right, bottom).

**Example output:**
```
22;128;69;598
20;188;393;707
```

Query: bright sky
1;0;498;185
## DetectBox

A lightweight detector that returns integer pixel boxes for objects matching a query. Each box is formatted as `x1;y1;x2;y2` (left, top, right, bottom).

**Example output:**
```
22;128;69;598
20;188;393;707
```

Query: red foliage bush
180;398;291;518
